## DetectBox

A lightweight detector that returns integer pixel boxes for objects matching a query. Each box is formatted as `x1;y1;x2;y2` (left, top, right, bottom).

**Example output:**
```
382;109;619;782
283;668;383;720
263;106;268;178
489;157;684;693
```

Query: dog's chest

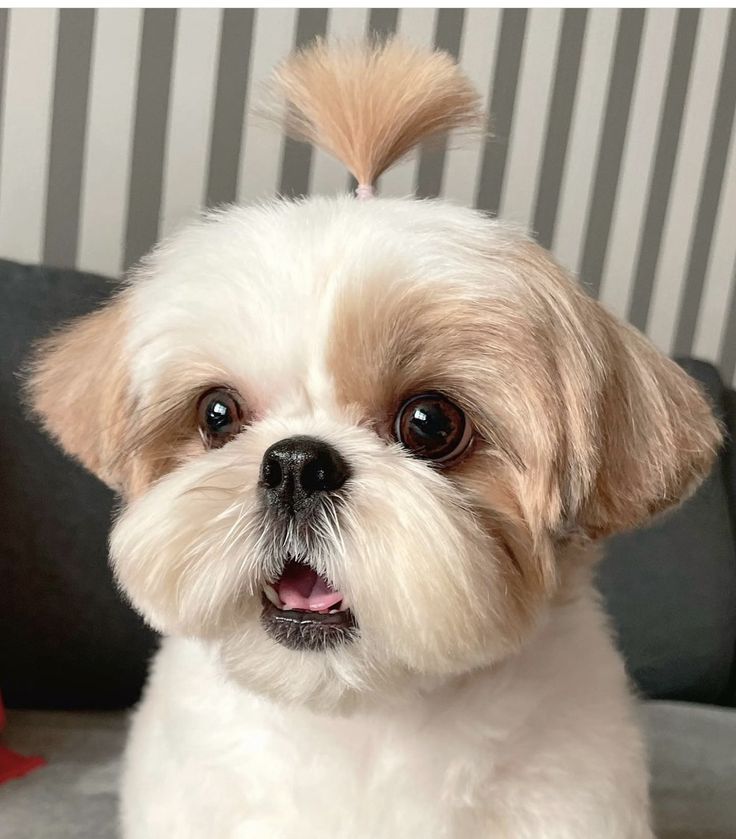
207;696;487;838
137;643;495;839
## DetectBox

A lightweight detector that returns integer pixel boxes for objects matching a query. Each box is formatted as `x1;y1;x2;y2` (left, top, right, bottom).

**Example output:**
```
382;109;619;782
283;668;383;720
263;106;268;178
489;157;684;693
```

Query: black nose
260;436;350;511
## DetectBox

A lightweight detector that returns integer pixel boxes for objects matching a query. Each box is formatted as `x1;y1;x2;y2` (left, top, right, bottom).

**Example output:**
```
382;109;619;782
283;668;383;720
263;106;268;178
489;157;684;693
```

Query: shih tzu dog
28;39;720;838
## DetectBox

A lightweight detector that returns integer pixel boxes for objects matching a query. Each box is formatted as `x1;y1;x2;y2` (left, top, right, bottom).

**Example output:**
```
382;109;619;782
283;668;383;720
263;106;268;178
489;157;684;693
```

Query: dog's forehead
125;196;517;410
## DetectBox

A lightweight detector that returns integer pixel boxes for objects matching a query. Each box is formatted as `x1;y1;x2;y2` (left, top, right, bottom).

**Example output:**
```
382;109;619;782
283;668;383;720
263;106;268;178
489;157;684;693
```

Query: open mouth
260;559;357;651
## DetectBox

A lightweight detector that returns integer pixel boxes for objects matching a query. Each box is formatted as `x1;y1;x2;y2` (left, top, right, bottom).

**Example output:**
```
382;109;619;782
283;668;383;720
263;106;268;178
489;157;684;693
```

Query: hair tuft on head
263;37;483;188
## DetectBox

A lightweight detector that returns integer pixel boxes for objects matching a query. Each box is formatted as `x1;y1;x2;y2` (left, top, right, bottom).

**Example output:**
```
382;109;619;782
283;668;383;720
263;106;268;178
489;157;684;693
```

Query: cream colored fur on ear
264;37;483;187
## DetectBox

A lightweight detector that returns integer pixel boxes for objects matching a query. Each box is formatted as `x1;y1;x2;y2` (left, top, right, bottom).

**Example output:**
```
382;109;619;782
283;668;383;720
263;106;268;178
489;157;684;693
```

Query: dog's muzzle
259;437;356;650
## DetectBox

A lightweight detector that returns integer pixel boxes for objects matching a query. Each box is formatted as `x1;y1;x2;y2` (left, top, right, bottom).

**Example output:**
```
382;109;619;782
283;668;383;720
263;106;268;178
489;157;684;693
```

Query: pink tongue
277;564;343;611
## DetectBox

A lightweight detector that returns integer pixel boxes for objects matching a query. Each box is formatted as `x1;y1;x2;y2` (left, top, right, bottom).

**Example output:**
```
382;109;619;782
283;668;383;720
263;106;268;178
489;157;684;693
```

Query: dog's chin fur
27;192;721;836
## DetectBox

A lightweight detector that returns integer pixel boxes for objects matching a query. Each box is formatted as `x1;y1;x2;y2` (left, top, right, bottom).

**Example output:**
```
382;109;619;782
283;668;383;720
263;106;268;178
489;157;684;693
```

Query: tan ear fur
580;313;722;537
513;243;723;539
263;37;482;186
25;299;133;492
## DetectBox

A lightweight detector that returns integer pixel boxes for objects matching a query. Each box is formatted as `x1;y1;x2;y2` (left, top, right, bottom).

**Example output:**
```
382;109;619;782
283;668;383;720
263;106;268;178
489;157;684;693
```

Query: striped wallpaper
1;8;735;384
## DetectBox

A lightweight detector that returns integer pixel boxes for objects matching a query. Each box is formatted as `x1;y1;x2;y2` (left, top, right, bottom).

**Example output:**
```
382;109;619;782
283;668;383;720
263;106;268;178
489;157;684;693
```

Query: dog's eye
394;393;473;463
197;389;243;448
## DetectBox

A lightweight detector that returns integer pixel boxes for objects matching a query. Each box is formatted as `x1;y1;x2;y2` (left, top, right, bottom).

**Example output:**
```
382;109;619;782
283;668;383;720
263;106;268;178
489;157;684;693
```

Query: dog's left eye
197;389;243;448
394;393;473;464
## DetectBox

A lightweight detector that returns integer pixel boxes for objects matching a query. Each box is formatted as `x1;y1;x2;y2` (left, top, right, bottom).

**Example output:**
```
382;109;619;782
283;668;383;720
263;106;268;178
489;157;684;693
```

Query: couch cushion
0;259;158;710
644;700;736;838
1;703;733;838
598;359;736;706
0;710;124;839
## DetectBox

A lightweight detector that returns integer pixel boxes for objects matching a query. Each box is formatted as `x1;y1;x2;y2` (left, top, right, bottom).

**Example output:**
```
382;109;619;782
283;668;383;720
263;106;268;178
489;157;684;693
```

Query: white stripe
692;116;736;363
77;9;142;277
309;7;370;197
442;9;501;207
378;7;438;198
237;8;298;203
0;9;57;264
159;9;220;239
552;8;618;276
646;9;730;354
498;9;563;231
599;9;677;319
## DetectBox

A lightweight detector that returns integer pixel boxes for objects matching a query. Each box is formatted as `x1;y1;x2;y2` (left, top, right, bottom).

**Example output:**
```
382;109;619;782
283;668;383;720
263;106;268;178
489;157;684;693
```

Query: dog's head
26;41;720;710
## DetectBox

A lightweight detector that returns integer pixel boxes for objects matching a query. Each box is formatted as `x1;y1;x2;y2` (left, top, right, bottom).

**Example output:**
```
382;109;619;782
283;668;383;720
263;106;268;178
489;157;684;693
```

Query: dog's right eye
197;389;243;449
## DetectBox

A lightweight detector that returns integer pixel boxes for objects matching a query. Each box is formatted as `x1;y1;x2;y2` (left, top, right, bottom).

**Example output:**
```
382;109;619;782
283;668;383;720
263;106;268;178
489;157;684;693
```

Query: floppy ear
25;299;134;493
576;304;722;539
510;242;722;540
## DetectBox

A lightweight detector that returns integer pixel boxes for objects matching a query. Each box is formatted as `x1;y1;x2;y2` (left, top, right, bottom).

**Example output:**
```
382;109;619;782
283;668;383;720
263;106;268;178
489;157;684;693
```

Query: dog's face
29;197;719;709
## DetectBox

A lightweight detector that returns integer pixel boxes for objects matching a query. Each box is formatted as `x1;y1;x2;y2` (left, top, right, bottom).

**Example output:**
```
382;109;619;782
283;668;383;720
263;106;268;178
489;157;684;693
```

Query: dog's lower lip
259;592;357;651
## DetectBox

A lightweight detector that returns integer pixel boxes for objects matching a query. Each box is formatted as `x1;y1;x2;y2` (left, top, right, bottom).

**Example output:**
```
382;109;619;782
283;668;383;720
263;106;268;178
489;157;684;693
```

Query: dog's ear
509;242;722;540
576;311;721;538
25;298;135;492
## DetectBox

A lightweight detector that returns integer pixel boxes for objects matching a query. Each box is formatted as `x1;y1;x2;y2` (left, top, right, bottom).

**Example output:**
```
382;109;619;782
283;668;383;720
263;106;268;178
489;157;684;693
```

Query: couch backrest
598;359;736;706
1;260;735;709
0;260;157;710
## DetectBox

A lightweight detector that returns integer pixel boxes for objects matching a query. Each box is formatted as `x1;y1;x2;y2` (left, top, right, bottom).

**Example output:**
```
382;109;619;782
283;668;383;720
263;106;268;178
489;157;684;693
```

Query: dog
27;39;720;838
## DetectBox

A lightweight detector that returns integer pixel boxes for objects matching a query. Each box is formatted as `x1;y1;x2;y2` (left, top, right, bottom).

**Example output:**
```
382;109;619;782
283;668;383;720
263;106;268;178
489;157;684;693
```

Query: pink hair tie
355;183;375;200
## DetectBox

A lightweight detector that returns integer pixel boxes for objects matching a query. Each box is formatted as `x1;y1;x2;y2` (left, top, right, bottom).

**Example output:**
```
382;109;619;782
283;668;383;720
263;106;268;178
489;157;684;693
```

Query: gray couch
1;258;735;838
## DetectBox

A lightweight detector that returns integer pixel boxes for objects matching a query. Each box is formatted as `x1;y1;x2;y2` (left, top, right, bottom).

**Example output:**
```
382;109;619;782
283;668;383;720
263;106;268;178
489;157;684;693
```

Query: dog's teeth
263;584;281;607
340;596;350;610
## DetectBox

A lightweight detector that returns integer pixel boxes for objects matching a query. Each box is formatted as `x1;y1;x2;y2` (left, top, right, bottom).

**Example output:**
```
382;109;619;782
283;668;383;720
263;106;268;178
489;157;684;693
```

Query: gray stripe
206;9;255;208
415;8;465;199
627;9;699;326
43;9;95;268
674;11;736;357
719;257;736;382
367;8;399;40
475;9;528;214
278;8;329;198
580;9;646;300
124;9;177;269
533;9;588;248
0;9;8;201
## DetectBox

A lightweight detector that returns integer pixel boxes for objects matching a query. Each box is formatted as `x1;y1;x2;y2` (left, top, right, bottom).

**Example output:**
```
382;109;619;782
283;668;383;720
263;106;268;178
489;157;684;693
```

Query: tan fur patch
263;38;482;186
327;275;566;631
26;299;135;492
25;299;211;498
462;458;559;638
327;238;722;547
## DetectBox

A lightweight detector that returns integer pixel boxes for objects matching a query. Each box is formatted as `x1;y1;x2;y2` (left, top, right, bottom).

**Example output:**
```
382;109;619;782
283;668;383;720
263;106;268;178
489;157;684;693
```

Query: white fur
99;196;656;837
121;587;651;839
123;197;521;404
